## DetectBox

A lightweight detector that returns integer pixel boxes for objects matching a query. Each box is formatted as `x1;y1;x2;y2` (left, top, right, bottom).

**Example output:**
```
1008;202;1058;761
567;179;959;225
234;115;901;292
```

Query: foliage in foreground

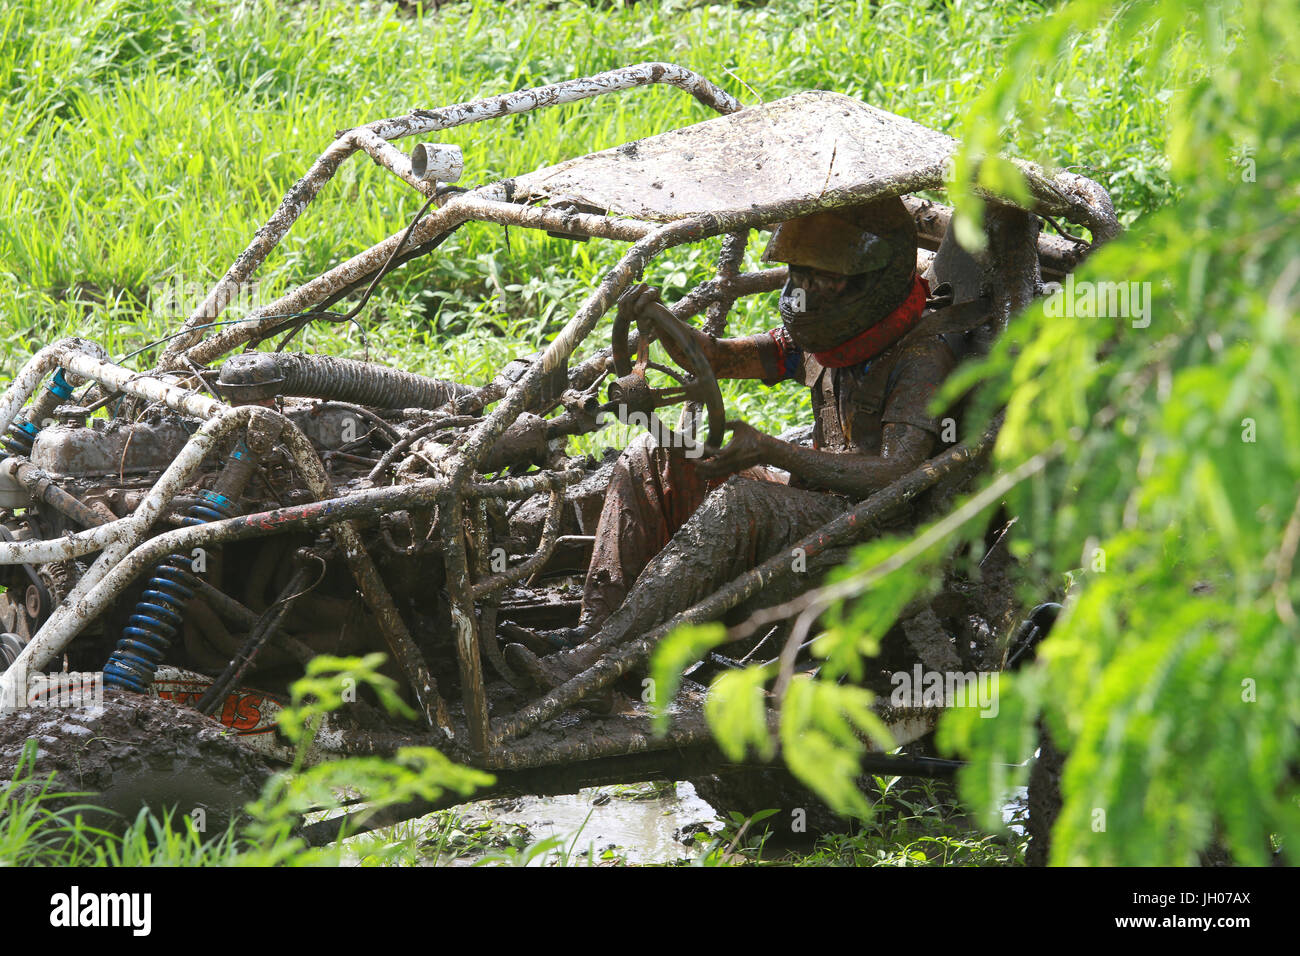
0;655;490;866
662;0;1300;865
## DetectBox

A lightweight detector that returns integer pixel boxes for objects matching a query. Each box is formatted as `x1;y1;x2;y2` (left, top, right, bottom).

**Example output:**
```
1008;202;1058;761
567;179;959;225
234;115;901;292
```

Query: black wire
63;192;457;390
266;192;441;357
112;314;342;366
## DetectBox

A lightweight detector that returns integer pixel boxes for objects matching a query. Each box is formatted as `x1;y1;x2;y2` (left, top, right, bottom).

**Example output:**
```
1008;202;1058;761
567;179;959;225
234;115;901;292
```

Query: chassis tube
0;409;244;567
438;219;702;752
185;195;654;365
0;406;257;706
163;62;741;365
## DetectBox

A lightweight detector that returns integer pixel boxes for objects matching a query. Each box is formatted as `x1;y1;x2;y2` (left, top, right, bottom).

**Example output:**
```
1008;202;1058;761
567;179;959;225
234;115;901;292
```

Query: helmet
762;197;919;353
761;196;917;278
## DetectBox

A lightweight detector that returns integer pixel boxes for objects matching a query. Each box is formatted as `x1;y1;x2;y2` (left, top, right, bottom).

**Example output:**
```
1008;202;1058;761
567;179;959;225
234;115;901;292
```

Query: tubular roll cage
0;64;1118;770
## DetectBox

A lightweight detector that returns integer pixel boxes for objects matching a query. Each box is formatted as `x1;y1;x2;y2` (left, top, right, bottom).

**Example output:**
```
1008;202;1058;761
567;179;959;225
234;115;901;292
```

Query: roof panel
509;91;958;221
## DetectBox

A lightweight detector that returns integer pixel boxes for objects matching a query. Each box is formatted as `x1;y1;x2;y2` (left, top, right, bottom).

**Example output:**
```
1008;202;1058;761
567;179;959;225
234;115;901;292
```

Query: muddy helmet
761;196;918;352
762;197;915;274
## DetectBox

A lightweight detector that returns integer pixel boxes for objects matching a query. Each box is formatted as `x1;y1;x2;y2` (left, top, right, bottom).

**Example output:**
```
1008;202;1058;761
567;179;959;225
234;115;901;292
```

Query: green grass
684;776;1027;866
0;0;1194;865
2;726;1022;866
0;0;1181;443
0;737;437;866
0;740;249;866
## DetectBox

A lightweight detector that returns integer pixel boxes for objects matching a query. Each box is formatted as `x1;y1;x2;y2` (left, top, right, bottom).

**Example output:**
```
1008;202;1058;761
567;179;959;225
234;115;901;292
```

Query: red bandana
811;273;931;368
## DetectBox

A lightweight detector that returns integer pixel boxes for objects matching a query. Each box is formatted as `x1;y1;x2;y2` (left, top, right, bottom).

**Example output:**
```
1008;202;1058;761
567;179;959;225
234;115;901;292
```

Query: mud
0;691;275;832
1025;729;1063;866
901;606;965;673
690;767;847;836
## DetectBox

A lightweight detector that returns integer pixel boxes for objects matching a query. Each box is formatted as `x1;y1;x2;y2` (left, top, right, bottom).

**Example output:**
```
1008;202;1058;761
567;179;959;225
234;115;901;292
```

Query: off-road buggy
0;63;1117;844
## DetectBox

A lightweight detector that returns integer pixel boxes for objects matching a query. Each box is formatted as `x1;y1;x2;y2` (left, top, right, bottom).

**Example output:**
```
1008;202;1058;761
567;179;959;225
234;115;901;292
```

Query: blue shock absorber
103;490;236;693
3;369;74;455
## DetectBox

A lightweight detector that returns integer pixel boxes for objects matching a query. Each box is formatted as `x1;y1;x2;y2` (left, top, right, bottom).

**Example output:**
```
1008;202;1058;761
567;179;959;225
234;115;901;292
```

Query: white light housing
410;143;464;183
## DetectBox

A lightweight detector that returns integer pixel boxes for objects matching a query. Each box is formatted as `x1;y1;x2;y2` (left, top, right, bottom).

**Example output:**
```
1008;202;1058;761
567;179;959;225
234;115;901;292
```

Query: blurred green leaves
658;0;1300;865
945;0;1300;864
243;653;493;865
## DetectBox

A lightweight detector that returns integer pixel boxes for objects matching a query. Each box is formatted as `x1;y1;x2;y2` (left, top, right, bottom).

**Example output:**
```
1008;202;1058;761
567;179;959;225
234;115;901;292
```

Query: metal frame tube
184;195;655;365
471;487;563;600
489;428;997;743
0;405;256;703
162;62;741;365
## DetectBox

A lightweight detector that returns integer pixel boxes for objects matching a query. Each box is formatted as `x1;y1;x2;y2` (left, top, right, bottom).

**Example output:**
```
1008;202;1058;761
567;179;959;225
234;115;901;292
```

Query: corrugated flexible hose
216;352;475;409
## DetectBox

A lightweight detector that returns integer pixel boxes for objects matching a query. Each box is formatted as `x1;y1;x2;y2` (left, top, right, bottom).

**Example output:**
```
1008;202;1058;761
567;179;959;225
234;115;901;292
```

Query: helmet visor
761;211;893;275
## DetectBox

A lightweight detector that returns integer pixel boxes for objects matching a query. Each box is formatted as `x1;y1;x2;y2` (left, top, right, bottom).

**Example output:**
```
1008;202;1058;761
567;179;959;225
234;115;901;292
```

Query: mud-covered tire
0;690;280;833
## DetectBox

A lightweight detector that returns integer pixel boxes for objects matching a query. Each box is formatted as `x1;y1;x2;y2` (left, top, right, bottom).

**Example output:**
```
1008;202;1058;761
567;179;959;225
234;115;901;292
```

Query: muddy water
457;782;723;865
343;781;1028;865
343;781;725;866
1001;786;1029;835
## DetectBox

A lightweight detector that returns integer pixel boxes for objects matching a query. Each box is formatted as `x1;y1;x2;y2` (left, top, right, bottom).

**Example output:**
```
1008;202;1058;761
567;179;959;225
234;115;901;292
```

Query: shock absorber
102;489;236;693
102;409;280;692
3;368;74;456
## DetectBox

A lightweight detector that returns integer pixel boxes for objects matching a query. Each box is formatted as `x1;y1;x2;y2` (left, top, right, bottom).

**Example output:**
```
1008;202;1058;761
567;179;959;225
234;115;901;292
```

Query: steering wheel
608;288;728;450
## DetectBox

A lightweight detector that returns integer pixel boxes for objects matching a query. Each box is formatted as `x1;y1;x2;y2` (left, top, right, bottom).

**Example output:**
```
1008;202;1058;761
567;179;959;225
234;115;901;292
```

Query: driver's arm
763;422;935;496
694;419;936;498
695;336;958;498
663;328;777;381
625;286;775;381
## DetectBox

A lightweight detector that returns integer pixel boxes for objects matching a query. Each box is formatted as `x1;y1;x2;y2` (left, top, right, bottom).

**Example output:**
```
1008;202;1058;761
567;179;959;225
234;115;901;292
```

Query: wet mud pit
1;695;1032;864
0;693;730;862
0;523;1026;861
0;692;275;832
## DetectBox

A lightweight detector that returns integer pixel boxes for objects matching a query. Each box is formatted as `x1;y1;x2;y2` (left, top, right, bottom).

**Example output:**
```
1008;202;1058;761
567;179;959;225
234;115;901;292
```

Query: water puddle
1001;786;1029;836
340;780;1027;866
342;781;725;866
461;781;722;865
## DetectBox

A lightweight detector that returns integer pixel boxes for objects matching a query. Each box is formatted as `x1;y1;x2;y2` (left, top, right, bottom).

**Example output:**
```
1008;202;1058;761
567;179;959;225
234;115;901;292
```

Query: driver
505;196;959;693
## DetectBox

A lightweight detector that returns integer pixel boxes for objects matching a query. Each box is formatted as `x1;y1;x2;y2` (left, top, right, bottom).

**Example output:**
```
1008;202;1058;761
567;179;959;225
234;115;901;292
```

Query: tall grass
0;0;1195;864
0;0;1181;439
0;739;248;865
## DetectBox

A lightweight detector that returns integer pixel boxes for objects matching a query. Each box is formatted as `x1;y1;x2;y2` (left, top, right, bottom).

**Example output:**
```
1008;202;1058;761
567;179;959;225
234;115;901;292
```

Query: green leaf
649;622;729;735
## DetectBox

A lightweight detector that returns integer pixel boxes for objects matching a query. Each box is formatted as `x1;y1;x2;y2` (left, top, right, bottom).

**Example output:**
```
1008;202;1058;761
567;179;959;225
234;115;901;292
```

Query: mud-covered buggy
0;64;1117;840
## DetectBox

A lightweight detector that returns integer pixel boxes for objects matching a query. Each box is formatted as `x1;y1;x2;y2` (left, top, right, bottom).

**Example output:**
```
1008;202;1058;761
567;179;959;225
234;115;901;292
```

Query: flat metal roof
507;90;1080;222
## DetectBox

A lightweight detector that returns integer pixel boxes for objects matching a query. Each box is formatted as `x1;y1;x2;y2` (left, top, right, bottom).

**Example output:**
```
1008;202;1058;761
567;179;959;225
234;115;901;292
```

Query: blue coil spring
103;491;235;693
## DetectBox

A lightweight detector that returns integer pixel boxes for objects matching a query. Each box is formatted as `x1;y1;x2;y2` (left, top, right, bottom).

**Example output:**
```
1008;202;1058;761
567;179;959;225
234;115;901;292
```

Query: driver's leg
581;433;783;631
581;433;709;630
506;476;847;687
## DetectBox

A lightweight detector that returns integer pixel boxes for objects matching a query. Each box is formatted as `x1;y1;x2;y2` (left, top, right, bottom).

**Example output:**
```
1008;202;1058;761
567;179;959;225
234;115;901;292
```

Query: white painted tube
409;142;464;183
